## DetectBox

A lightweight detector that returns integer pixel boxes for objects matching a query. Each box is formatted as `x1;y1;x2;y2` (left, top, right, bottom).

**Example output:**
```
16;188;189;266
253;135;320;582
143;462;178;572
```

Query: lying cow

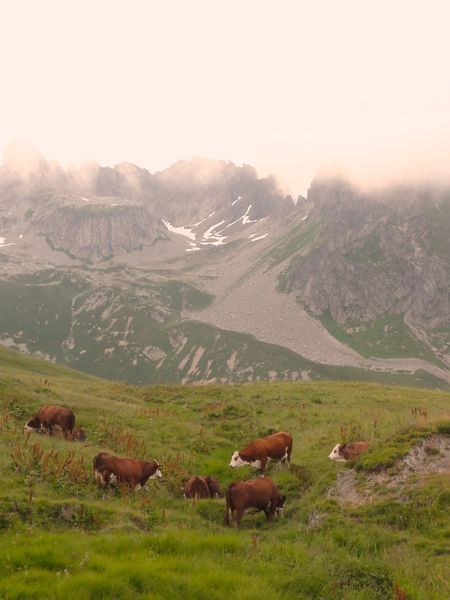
93;452;162;488
229;431;293;474
184;475;221;499
328;441;369;462
225;477;286;528
25;405;75;439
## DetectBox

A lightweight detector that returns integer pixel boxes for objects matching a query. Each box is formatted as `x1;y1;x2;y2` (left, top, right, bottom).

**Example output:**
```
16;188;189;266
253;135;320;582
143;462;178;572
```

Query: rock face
38;204;164;262
279;178;450;361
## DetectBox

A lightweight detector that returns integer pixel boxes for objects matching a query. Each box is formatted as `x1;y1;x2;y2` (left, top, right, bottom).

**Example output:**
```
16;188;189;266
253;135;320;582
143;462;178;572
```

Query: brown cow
225;477;286;527
229;431;293;474
184;476;221;499
93;452;162;488
25;405;75;439
328;441;369;461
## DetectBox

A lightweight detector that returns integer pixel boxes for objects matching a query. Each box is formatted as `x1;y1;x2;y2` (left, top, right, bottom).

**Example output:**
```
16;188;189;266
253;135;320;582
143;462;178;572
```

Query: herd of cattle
24;404;369;527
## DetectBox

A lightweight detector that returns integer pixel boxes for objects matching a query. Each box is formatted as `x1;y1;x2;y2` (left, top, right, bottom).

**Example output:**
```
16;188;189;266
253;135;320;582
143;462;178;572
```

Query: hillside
0;346;449;599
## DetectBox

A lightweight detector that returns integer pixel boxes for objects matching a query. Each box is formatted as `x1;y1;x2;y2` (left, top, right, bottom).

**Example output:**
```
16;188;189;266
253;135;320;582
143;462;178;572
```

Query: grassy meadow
0;345;449;599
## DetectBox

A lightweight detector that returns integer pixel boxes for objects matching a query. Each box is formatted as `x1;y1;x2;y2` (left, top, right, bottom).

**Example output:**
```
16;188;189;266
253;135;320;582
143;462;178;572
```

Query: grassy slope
0;346;449;599
320;311;444;366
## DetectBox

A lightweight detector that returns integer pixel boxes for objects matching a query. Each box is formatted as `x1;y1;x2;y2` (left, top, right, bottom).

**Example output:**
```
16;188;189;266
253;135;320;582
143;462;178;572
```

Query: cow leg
234;511;243;528
259;456;268;476
267;500;278;521
225;507;233;525
286;445;292;467
42;422;53;436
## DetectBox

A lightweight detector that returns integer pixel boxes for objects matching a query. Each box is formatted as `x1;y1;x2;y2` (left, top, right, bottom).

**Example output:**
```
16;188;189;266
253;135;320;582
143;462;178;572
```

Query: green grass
320;311;443;366
0;346;449;598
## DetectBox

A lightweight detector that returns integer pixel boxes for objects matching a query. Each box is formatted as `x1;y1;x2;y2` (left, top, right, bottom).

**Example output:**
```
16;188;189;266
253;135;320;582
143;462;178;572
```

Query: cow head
149;461;162;479
205;476;221;498
229;451;247;468
276;494;286;516
328;443;346;461
71;427;86;442
24;417;40;433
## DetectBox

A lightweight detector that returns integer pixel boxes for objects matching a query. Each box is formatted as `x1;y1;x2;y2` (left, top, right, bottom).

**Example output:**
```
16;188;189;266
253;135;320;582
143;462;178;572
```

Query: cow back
240;431;292;461
38;405;75;432
228;477;280;509
184;476;210;498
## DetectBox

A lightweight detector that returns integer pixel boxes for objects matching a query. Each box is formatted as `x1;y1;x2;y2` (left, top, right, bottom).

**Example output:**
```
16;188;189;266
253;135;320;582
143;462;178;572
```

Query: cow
328;441;369;462
225;477;286;528
184;475;221;499
24;405;75;439
93;452;162;488
229;431;293;474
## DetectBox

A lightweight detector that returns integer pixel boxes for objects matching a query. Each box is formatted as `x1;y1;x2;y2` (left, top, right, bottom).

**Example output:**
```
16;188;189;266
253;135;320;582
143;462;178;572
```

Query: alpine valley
1;141;449;388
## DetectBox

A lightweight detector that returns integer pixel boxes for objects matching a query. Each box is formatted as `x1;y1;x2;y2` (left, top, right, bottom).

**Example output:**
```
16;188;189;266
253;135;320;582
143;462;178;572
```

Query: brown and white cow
93;452;162;488
225;477;286;527
184;475;221;499
328;441;369;462
229;431;293;474
25;405;75;439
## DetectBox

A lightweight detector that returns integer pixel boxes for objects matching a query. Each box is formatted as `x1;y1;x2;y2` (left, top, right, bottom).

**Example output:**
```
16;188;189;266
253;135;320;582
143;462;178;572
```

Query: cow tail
225;484;236;525
68;412;75;433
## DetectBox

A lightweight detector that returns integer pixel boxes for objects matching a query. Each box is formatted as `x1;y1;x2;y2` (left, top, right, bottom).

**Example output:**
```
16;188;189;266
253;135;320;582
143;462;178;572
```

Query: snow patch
191;211;216;227
231;195;242;207
162;219;196;241
201;220;228;246
0;237;16;247
81;196;91;202
250;233;268;242
225;204;260;229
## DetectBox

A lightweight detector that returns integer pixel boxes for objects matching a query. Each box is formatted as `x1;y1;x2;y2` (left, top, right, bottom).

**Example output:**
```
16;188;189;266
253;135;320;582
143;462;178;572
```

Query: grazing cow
229;431;293;474
93;452;162;488
328;441;369;462
225;477;286;528
24;405;75;439
184;475;221;499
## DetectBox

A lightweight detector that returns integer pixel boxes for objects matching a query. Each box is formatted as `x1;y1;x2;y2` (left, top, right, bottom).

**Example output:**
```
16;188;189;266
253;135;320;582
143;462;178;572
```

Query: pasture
0;346;449;599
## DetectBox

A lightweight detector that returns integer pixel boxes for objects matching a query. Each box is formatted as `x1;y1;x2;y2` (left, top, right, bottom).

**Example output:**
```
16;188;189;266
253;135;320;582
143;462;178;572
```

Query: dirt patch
330;434;450;507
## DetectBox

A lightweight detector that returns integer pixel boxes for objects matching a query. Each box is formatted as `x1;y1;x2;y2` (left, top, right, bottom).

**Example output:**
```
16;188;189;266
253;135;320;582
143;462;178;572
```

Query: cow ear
340;443;346;450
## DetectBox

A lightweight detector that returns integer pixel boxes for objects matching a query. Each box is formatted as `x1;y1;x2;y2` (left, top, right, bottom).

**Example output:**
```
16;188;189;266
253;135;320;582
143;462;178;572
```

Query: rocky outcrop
280;179;450;349
37;204;164;262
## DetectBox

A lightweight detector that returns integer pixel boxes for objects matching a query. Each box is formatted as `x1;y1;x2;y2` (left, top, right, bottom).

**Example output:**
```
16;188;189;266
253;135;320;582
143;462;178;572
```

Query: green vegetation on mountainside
0;346;449;599
320;311;443;366
2;271;447;389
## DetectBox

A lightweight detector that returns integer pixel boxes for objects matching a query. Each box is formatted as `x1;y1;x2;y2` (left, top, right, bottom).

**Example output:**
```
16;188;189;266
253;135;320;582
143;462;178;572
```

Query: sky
1;0;450;196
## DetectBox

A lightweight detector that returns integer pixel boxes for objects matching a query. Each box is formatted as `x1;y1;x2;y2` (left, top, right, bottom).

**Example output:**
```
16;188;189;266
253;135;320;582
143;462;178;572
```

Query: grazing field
0;346;449;599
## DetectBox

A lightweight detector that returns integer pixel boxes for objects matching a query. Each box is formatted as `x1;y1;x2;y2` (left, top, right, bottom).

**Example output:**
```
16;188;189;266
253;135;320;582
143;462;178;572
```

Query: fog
1;1;449;196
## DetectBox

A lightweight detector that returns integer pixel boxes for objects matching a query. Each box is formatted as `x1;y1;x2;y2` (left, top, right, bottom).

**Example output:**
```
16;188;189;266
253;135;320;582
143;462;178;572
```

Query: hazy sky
1;0;449;195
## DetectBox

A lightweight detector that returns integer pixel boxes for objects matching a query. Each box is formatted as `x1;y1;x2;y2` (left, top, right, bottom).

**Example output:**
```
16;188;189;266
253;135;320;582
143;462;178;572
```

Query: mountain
0;143;449;387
